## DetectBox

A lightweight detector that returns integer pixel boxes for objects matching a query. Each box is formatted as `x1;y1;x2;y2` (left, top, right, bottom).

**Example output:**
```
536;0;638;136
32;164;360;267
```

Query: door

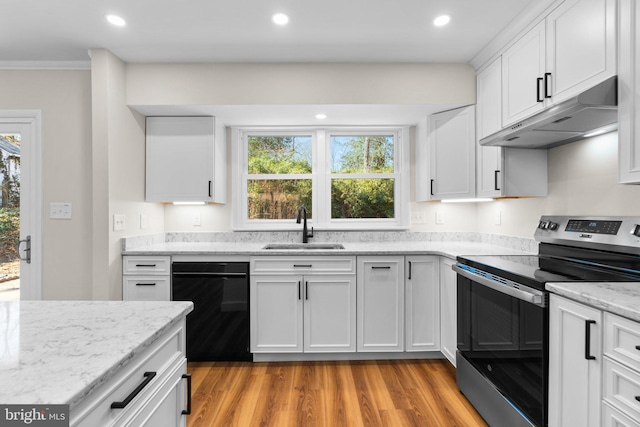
405;256;440;352
0;113;41;300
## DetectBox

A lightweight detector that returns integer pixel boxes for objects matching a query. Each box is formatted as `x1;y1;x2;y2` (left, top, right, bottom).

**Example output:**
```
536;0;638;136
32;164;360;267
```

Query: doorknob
17;235;31;264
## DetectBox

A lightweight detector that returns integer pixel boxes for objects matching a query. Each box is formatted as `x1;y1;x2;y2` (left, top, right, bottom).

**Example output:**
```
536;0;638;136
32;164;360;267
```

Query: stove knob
548;221;559;231
631;224;640;237
538;221;547;229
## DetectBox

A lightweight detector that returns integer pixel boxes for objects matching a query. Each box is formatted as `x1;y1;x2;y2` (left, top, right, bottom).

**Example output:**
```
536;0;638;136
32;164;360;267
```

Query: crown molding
0;61;91;70
470;0;563;71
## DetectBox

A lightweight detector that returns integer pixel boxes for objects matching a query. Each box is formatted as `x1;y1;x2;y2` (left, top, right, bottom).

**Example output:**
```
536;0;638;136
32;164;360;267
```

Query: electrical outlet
50;203;72;219
411;212;425;224
495;210;502;226
193;212;201;226
436;211;445;225
140;214;148;229
113;214;126;231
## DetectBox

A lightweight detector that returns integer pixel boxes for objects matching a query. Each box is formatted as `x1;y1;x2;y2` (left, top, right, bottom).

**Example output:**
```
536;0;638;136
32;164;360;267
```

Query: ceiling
3;0;534;64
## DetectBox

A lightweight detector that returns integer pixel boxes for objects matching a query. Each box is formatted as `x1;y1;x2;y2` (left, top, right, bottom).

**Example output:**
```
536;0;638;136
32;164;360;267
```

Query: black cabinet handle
298;281;301;300
111;371;156;409
135;283;157;286
208;180;212;198
544;73;552;98
135;264;156;267
636;345;640;351
408;261;412;280
537;77;544;102
494;170;501;191
305;281;309;300
182;373;192;415
293;264;312;268
585;320;596;360
430;179;435;196
635;396;640;403
372;266;391;270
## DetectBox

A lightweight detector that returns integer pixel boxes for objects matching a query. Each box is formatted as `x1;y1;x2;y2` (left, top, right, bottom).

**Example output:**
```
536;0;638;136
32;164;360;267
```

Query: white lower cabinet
249;257;356;353
72;320;189;427
357;256;404;352
439;257;457;366
405;256;440;352
122;256;171;301
549;294;602;427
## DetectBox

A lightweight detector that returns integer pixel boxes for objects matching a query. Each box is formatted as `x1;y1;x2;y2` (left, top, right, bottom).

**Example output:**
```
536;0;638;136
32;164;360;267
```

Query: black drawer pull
135;264;157;268
293;264;312;268
635;396;640;403
585;320;596;360
372;266;391;270
111;371;156;409
636;345;640;351
135;283;157;286
182;373;192;415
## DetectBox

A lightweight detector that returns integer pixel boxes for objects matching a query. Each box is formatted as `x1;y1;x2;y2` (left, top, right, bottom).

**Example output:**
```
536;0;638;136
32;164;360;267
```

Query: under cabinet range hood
480;76;618;149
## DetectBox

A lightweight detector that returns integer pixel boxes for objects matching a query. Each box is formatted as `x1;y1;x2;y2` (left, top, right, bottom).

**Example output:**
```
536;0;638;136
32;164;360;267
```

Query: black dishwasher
172;262;252;361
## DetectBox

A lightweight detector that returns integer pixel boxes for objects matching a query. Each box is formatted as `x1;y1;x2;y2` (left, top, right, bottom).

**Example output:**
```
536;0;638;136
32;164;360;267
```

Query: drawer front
72;320;186;427
605;312;640;371
251;256;356;275
123;276;170;301
123;256;171;275
603;402;640;427
603;357;640;421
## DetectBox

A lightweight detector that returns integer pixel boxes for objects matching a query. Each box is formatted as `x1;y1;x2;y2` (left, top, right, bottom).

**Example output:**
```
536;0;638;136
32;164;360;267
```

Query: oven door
454;264;548;427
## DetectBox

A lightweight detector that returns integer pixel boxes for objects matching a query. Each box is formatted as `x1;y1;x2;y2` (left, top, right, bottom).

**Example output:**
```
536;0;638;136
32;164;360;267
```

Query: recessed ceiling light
105;14;126;27
433;14;451;27
272;13;290;26
315;113;327;120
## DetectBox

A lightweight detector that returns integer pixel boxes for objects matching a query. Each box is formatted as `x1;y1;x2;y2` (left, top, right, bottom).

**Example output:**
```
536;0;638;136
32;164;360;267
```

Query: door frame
0;111;42;300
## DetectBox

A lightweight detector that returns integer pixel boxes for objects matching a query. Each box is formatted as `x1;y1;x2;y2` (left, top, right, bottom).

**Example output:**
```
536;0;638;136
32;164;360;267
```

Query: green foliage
0;208;19;261
331;179;394;219
331;136;394;173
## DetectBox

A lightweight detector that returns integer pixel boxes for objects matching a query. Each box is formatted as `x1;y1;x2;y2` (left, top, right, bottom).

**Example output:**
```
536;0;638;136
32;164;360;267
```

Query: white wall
0;70;93;299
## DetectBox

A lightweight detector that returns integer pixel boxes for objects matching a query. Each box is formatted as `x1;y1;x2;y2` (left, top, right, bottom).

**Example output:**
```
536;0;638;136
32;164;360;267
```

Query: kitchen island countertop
0;300;193;409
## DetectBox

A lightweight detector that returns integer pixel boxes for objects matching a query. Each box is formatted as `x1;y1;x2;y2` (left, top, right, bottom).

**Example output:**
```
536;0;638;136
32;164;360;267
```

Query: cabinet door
429;106;476;200
477;146;502;198
548;294;602;427
546;0;616;104
146;116;214;203
250;275;303;353
405;256;440;352
304;275;356;353
357;257;404;352
502;21;546;126
123;276;170;301
618;0;640;183
439;257;457;366
477;56;503;140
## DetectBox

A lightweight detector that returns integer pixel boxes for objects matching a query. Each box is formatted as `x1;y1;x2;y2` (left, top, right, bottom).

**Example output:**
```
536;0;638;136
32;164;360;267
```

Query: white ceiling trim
0;61;91;71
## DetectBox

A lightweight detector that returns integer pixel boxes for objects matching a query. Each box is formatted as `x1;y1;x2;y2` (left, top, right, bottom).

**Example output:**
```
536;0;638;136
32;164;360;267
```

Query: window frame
231;126;409;231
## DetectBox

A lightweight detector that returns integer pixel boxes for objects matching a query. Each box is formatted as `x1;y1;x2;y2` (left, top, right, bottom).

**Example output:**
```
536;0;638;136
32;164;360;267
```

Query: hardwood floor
186;359;487;427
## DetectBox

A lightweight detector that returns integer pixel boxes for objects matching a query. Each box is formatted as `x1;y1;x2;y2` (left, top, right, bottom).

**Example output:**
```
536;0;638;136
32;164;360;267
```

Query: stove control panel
535;216;640;254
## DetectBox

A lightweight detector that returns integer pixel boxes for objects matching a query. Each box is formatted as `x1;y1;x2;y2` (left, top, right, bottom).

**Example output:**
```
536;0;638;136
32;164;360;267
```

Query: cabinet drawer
605;312;640;371
250;256;356;275
603;402;640;427
603;357;640;421
72;321;185;427
123;256;171;275
123;276;170;301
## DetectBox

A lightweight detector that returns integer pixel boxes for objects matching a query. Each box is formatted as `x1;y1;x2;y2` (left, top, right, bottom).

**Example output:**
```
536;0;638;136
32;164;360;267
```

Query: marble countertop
0;300;193;408
546;282;640;322
122;240;535;259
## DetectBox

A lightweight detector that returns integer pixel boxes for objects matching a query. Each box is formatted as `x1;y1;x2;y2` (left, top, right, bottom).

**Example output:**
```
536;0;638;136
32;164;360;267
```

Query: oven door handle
452;264;546;307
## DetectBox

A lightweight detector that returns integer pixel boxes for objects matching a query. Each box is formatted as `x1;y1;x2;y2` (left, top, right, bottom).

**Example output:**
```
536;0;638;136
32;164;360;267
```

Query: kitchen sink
262;243;345;250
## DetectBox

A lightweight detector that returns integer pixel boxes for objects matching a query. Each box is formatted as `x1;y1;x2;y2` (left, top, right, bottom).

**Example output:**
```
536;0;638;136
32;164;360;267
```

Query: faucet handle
308;227;314;238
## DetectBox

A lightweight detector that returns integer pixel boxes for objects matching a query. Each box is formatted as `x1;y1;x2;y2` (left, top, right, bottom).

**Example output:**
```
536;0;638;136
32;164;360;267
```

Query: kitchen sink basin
262;243;345;250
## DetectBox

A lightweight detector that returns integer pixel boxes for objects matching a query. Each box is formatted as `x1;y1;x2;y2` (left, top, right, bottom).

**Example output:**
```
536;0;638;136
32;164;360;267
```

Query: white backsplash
123;231;537;253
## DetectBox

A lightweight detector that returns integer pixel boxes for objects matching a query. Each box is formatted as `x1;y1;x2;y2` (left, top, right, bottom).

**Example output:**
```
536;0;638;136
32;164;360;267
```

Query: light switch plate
113;214;126;231
495;210;502;226
193;212;201;226
140;214;148;229
436;211;445;225
50;203;72;219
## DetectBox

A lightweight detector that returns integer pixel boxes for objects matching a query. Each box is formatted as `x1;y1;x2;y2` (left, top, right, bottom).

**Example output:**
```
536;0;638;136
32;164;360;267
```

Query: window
232;127;408;230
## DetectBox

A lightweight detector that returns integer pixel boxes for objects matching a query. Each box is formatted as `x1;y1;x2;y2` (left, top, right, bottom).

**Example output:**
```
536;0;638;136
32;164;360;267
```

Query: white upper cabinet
502;21;547;126
477;57;503;140
426;106;476;200
146;116;226;203
618;0;640;184
546;0;616;105
500;0;615;127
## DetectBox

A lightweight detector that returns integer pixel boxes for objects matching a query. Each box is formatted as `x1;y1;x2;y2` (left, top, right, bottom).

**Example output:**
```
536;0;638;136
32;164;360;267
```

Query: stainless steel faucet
296;206;314;243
